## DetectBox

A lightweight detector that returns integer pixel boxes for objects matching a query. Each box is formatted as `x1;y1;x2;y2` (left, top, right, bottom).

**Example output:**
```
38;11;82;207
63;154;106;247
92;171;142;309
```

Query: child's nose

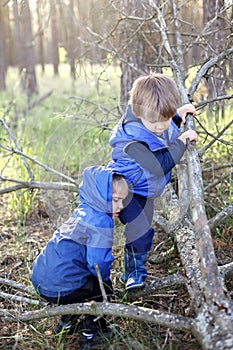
118;201;123;210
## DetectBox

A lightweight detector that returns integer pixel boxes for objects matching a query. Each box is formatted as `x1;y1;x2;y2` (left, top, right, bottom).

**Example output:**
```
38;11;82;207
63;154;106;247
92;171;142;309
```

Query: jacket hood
78;165;113;214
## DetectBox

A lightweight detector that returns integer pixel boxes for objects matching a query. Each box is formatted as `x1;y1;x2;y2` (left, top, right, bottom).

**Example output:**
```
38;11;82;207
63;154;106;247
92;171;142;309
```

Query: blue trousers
119;193;155;253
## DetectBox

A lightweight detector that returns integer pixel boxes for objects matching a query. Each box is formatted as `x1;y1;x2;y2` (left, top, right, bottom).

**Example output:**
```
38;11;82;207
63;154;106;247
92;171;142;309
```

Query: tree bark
50;0;59;76
0;1;7;90
68;0;77;79
13;0;24;72
20;0;38;95
149;1;233;348
203;0;227;116
36;0;45;73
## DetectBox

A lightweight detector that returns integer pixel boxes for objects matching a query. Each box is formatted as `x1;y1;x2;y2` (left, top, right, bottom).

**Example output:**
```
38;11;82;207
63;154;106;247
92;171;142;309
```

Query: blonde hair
112;174;128;193
129;73;179;122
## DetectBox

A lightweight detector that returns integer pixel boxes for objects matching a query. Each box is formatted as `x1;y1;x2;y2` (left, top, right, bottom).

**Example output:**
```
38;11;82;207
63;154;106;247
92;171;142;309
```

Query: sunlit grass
0;64;121;222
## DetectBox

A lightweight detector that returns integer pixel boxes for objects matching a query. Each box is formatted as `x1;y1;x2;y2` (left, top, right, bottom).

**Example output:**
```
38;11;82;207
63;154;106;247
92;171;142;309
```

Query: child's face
141;117;172;136
112;184;128;219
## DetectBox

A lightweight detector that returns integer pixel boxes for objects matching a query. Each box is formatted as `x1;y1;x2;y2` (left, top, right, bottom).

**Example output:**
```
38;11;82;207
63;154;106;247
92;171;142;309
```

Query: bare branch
204;170;232;192
0;291;47;306
0;118;34;181
202;163;233;173
0;301;193;331
22;90;53;113
0;144;78;185
195;94;233;110
0;177;77;195
198;119;233;157
153;212;187;237
0;277;36;295
208;204;233;230
189;48;233;97
129;272;186;298
219;262;233;279
185;132;230;305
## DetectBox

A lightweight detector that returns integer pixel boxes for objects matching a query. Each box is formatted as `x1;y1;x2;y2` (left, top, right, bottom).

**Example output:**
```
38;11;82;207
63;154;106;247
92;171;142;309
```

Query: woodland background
0;0;233;349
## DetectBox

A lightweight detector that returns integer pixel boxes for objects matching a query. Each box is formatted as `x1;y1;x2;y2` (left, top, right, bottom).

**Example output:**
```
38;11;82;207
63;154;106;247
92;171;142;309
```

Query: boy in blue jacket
31;165;128;348
107;73;198;291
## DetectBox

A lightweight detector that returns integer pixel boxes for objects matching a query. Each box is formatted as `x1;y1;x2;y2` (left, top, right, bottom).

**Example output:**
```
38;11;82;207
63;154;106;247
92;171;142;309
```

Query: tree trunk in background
227;5;233;85
50;0;59;76
179;2;202;67
37;0;45;74
119;0;149;109
20;0;38;95
68;0;76;79
203;0;227;116
4;3;12;67
13;0;24;72
0;2;6;90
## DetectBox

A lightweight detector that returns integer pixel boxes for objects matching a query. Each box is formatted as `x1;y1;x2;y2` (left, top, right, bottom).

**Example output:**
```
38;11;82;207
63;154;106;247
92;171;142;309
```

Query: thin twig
0;118;34;181
208;204;233;230
198;119;233;157
0;176;77;194
204;170;232;192
189;48;233;97
202;163;233;173
0;277;36;295
94;264;107;302
23;90;53;113
0;143;78;185
195;94;233;110
0;291;47;306
93;264;107;322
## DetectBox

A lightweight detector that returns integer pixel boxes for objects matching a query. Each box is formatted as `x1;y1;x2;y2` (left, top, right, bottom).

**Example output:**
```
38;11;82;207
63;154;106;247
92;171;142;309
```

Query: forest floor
0;166;232;350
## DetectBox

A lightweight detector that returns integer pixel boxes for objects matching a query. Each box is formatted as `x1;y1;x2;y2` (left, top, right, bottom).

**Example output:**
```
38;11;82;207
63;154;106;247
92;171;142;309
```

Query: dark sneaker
54;315;80;335
79;324;120;349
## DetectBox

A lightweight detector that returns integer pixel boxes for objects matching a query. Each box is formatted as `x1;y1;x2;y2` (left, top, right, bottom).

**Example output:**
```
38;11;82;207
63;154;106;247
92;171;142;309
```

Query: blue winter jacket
30;166;114;298
107;105;183;198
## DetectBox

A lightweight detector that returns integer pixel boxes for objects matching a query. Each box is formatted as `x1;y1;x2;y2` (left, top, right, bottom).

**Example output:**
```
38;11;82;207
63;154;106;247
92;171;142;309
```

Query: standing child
30;165;128;348
107;73;198;291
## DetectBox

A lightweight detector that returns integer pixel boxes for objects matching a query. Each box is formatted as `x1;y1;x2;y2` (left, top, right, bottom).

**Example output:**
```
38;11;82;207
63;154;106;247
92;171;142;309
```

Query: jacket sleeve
124;139;186;176
172;112;182;127
86;246;114;282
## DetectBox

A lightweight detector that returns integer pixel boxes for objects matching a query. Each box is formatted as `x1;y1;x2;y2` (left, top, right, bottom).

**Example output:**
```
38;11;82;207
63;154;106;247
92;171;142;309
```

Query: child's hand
177;103;196;123
178;130;198;145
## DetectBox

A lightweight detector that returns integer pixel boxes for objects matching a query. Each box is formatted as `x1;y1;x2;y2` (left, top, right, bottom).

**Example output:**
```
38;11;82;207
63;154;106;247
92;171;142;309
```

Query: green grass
2;63;121;167
0;63;122;222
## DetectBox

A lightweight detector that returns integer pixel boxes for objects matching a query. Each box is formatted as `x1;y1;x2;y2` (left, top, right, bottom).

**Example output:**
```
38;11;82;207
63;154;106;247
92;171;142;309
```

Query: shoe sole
79;325;120;349
126;283;145;291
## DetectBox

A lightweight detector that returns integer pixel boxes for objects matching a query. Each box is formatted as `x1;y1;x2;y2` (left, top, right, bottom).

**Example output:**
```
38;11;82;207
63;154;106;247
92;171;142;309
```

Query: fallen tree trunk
179;117;233;349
